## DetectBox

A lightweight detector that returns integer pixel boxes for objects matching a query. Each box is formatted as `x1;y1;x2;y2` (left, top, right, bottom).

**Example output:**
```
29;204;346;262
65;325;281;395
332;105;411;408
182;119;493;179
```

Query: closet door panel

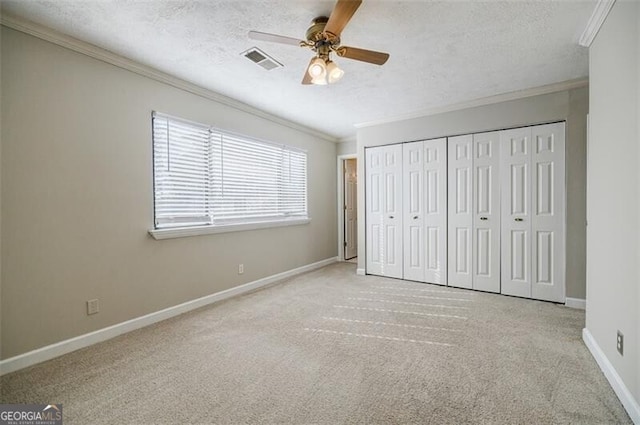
531;123;565;302
447;135;473;289
403;141;425;282
366;145;403;279
500;127;532;298
472;132;501;293
366;148;384;276
424;138;447;285
383;146;404;278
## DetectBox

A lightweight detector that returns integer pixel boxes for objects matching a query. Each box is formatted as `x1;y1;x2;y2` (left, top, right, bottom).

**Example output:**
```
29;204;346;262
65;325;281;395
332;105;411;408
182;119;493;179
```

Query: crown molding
0;14;338;143
579;0;616;47
354;78;589;129
337;135;357;144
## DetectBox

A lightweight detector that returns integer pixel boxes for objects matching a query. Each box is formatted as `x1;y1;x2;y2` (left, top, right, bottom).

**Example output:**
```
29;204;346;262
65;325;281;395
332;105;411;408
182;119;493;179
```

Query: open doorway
338;155;357;262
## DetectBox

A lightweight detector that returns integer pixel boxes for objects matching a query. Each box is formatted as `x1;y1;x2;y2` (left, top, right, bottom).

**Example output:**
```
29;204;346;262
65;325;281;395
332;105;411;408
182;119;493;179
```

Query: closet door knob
480;217;488;221
389;215;394;219
413;215;419;219
515;218;524;222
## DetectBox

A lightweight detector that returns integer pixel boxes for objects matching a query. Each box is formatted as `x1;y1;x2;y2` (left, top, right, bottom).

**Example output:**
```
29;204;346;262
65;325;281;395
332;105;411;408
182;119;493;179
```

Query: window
152;112;308;236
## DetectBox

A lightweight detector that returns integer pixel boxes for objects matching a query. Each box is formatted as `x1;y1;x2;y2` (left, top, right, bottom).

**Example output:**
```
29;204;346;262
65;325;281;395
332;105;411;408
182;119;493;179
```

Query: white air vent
242;47;283;71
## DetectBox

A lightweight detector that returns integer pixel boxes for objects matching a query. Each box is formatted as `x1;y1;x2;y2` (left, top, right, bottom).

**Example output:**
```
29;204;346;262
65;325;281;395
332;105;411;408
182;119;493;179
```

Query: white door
472;132;501;293
424;138;447;285
366;145;403;278
403;141;425;282
500;127;532;298
500;123;566;302
531;123;565;302
344;158;358;260
447;135;473;289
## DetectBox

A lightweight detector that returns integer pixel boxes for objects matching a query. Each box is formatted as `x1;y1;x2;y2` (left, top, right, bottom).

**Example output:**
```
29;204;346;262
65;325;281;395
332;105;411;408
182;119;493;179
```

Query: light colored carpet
1;263;632;424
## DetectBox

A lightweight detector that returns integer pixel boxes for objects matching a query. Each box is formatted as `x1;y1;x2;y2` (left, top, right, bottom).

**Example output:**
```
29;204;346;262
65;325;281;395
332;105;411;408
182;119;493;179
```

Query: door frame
337;154;357;261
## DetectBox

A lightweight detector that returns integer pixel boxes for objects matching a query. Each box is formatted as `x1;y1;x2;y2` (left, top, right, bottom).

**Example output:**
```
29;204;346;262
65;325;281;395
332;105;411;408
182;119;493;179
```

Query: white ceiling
1;0;595;140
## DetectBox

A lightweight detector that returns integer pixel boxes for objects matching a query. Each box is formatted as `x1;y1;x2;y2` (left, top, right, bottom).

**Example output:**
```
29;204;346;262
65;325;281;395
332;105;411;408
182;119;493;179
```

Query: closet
364;122;566;302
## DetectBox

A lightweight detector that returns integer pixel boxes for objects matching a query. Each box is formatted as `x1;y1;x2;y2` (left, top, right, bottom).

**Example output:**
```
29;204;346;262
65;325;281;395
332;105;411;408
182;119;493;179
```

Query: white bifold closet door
448;132;500;292
447;135;473;288
366;144;403;278
500;122;565;302
402;138;447;284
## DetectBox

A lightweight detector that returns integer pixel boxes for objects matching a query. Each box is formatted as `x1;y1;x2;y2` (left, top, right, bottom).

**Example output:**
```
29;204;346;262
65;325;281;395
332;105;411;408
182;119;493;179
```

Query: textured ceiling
1;0;595;140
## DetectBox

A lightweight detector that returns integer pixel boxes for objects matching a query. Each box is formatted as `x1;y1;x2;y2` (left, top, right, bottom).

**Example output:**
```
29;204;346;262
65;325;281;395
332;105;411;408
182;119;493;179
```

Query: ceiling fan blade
337;46;389;65
324;0;362;37
302;58;314;85
248;31;303;47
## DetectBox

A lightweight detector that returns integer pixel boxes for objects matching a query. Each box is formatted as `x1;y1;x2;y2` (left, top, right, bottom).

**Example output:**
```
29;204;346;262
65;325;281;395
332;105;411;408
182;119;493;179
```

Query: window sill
148;218;311;240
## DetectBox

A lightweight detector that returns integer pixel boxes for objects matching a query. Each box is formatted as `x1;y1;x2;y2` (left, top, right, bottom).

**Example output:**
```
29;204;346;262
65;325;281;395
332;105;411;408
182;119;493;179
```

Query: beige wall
0;27;337;359
586;0;639;404
356;87;589;300
337;139;356;156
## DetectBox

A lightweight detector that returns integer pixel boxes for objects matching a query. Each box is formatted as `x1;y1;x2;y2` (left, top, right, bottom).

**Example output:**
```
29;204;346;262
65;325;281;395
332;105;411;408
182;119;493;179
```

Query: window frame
149;112;310;240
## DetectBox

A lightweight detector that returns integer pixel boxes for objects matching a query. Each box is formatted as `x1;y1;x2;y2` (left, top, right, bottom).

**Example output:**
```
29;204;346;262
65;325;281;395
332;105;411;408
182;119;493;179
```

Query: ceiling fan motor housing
306;17;328;41
306;16;340;48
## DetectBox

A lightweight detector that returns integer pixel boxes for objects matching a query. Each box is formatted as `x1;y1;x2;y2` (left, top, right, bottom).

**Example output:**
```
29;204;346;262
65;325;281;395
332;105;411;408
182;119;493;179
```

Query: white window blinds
153;112;308;230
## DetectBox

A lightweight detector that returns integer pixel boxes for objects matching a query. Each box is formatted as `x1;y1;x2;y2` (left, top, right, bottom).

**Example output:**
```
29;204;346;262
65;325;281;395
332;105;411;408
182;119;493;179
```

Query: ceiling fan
248;0;389;85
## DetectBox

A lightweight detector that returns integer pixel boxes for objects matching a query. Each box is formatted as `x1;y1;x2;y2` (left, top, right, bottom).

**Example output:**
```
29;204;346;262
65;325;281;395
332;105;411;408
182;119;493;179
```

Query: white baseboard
356;268;365;276
0;256;338;376
582;328;640;424
565;297;586;309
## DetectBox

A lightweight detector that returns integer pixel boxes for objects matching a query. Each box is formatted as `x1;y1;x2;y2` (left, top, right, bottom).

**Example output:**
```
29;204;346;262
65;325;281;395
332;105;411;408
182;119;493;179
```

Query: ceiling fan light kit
307;56;344;85
248;0;389;86
326;61;345;84
308;56;327;78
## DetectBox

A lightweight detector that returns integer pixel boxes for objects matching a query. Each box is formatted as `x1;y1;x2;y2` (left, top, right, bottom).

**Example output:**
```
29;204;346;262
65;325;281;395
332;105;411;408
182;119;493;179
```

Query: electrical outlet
238;264;244;274
616;331;624;355
87;299;99;315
